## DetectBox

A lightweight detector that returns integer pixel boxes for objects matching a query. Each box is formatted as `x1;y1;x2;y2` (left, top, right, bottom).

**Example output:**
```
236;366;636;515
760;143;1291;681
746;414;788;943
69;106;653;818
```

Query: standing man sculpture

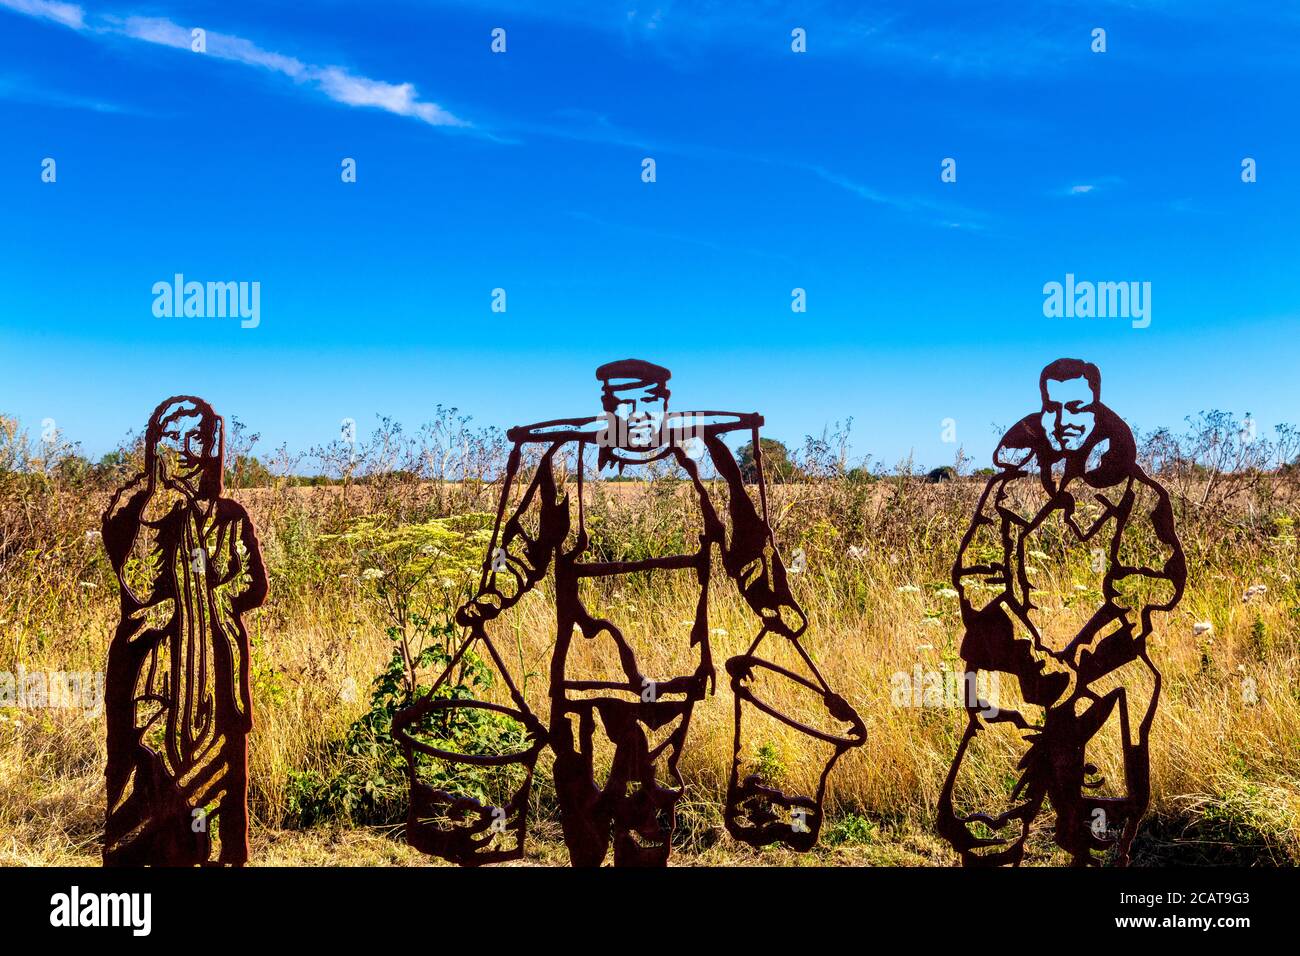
394;359;865;866
102;396;268;866
937;359;1185;866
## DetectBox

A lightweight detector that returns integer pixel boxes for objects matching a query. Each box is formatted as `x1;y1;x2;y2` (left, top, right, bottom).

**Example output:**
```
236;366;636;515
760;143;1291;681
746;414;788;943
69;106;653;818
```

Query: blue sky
1;0;1296;469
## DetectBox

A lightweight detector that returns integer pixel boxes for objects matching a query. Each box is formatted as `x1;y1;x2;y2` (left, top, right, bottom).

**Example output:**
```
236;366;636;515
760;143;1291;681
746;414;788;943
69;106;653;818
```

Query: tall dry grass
0;409;1296;864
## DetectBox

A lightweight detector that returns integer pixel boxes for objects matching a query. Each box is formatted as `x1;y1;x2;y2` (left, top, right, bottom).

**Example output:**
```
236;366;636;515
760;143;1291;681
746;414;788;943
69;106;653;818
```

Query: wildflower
84;530;101;546
1242;584;1267;603
710;628;728;637
1193;621;1213;637
897;585;921;593
360;568;385;581
847;545;867;561
79;581;97;589
936;587;958;599
1028;550;1049;562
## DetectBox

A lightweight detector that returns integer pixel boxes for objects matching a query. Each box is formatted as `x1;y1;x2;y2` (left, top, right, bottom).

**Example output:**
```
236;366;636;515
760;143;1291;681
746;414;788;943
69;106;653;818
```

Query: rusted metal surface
102;397;268;866
393;359;865;866
937;359;1186;866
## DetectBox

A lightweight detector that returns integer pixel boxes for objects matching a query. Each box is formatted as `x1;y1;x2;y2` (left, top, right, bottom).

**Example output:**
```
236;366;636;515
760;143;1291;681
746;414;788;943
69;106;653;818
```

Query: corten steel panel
102;397;268;866
937;359;1186;867
393;359;867;866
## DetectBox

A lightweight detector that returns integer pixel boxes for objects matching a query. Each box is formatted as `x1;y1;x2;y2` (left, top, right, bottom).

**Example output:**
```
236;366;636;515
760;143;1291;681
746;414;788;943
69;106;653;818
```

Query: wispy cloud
1060;176;1124;197
809;164;986;229
313;67;462;126
442;1;1076;77
114;15;308;76
517;104;984;230
808;165;900;207
0;72;148;113
449;0;1300;77
520;108;986;231
0;1;468;128
0;0;82;29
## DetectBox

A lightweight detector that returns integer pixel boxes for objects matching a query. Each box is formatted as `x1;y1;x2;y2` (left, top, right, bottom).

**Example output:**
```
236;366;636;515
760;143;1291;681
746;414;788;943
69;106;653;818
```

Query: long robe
103;477;267;866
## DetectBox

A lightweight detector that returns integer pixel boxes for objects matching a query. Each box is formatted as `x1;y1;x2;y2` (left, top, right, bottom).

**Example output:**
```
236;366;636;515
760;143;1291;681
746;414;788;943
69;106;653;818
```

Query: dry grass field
2;410;1297;866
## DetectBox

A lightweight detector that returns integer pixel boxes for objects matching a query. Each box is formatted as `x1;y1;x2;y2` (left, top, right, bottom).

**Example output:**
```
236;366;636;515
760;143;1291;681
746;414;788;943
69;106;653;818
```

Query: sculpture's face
154;405;222;496
1041;376;1096;454
605;382;668;453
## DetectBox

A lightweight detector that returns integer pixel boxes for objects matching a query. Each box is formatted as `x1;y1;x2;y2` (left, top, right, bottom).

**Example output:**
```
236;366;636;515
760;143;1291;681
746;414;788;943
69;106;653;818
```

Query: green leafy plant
288;514;531;825
825;813;877;846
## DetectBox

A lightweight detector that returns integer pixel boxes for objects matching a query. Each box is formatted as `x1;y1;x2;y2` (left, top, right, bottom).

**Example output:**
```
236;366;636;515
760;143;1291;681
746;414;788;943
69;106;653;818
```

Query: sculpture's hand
953;562;1009;615
763;601;807;639
738;557;807;638
455;593;504;627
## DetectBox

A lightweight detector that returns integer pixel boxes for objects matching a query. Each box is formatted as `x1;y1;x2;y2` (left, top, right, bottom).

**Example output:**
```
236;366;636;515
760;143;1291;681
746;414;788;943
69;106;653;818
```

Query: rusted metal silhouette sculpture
102;397;268;866
393;359;865;866
937;359;1185;866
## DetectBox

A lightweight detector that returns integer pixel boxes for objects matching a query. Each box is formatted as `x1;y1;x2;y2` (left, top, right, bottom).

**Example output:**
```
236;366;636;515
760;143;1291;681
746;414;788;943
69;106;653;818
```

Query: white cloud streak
0;0;83;29
313;67;463;126
0;2;467;128
809;164;985;229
